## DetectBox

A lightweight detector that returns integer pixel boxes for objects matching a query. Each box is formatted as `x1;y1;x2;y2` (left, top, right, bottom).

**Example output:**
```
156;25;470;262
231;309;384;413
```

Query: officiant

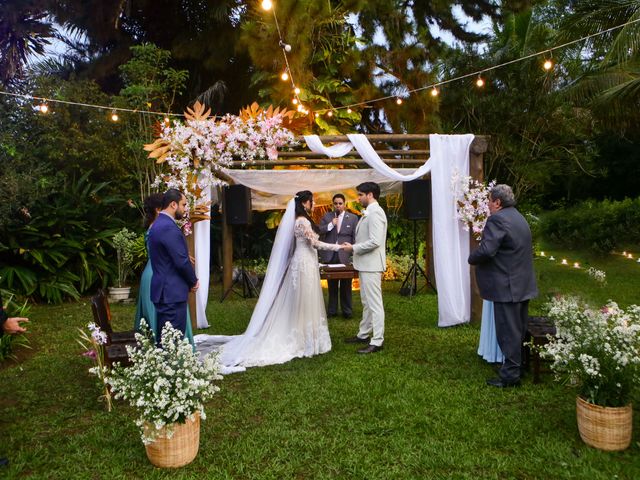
318;193;359;319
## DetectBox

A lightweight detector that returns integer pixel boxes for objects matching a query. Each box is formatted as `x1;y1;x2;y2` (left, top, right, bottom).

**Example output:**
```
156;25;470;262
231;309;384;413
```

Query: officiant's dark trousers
327;252;352;317
494;300;529;384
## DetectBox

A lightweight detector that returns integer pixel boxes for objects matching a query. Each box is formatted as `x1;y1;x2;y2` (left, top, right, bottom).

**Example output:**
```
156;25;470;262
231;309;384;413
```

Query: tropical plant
112;228;138;288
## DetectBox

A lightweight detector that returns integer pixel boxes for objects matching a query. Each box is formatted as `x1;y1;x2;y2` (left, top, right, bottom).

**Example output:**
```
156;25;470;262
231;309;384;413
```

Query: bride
196;190;342;372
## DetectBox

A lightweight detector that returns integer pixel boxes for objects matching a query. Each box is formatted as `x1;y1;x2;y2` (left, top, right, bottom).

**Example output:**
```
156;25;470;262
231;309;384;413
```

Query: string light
573;262;580;269
37;101;49;113
327;111;333;117
281;71;289;81
110;111;119;122
347;108;352;114
430;87;439;97
476;76;485;87
292;98;298;105
164;116;170;124
561;259;568;265
396;98;403;105
543;58;554;71
261;0;273;11
294;87;301;95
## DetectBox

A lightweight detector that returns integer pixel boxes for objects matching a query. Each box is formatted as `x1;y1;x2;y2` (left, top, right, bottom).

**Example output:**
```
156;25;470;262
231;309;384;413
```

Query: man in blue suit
148;189;199;343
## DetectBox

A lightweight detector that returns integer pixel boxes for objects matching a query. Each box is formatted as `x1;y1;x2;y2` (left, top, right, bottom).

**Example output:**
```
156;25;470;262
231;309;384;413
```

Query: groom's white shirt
353;201;387;272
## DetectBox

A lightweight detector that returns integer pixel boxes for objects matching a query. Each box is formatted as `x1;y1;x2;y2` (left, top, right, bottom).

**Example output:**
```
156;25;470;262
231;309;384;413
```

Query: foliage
77;322;111;411
130;233;148;272
542;296;640;407
539;197;640;253
0;172;128;303
106;321;222;444
115;43;189;203
0;288;30;363
382;254;412;281
112;228;138;288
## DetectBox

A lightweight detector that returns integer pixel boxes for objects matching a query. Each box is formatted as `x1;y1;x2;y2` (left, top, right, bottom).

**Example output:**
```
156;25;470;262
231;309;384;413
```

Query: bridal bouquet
542;296;640;407
106;321;223;444
451;170;496;240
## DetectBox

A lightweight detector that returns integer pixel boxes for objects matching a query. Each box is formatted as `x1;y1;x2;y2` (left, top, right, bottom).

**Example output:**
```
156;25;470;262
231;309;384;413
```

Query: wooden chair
523;316;557;384
90;289;136;366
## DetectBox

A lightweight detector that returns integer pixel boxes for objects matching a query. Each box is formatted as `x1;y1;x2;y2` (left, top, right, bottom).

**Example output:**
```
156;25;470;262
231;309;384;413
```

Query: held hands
341;242;353;253
4;317;28;335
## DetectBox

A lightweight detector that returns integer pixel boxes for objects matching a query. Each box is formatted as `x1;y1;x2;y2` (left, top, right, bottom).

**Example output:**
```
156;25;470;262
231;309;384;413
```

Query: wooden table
319;265;359;280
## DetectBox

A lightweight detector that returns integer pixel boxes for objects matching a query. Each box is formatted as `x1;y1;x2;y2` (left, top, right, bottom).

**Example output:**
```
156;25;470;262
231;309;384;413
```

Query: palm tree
0;0;55;84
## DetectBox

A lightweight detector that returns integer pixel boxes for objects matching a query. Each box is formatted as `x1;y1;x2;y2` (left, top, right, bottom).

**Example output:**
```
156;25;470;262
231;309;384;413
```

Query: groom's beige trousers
357;271;384;347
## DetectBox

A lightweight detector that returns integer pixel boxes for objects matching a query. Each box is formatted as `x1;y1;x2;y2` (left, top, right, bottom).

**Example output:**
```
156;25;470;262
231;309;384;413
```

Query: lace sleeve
295;218;340;251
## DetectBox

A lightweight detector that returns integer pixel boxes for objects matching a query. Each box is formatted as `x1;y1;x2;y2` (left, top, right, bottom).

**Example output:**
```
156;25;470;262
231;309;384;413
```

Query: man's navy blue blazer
148;212;198;304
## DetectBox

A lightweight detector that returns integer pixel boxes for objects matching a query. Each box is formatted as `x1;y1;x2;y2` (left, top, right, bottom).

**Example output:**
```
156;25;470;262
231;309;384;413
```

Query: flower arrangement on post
106;320;222;466
78;322;112;412
145;101;300;236
112;227;138;288
451;169;496;240
542;296;640;450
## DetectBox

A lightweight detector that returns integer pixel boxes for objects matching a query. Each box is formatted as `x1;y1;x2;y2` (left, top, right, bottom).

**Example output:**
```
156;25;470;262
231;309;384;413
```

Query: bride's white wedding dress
195;200;340;373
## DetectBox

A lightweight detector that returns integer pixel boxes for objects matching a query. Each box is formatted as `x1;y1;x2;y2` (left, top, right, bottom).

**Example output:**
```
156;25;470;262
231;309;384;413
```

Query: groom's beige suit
352;201;387;347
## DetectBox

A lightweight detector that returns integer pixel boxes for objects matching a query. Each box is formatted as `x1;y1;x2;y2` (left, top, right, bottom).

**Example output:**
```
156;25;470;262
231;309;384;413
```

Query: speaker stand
220;228;260;302
399;220;436;297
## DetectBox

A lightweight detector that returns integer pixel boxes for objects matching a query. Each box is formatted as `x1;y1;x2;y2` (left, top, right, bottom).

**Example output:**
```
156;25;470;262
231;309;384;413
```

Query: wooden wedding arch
211;134;489;324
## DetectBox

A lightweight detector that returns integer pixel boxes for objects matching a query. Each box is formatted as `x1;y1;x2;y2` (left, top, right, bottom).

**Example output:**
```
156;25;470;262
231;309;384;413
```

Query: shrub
539;197;640;253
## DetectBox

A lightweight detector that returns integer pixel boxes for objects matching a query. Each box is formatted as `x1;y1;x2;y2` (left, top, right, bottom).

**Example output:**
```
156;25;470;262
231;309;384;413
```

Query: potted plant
542;296;640;451
106;321;222;468
110;227;138;301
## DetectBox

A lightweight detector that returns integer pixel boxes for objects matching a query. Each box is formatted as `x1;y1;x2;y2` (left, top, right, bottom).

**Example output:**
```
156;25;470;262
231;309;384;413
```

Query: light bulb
315;113;319;118
111;112;119;122
573;262;580;268
297;104;304;112
294;87;301;95
347;108;352;114
281;71;289;81
396;98;403;105
284;44;292;52
431;87;439;97
38;103;49;114
261;0;273;11
540;251;545;257
543;59;553;71
164;116;170;124
327;111;333;117
292;98;298;105
476;77;485;87
561;259;568;265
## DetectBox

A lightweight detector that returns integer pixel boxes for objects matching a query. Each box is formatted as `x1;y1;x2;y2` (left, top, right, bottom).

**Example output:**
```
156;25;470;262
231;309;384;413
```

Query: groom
342;182;388;354
148;189;199;343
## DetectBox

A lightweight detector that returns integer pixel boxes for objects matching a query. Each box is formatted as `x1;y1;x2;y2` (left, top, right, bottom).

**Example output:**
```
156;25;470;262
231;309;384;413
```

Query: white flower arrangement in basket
542;296;640;407
451;169;496;240
106;320;223;444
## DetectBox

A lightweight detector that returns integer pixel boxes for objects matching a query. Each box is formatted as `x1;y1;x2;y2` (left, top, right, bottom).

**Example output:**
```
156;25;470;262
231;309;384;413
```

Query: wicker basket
576;396;632;451
144;412;200;468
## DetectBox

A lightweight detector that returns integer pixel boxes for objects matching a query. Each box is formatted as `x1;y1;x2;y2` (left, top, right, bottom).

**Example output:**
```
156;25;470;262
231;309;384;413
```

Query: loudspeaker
224;185;252;225
403;179;431;220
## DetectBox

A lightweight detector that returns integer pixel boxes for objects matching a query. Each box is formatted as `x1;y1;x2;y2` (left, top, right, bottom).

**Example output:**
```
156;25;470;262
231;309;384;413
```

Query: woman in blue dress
477;300;503;364
134;193;194;346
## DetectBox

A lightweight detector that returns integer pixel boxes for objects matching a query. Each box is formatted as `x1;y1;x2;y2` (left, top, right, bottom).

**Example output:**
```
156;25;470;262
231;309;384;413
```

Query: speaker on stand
399;179;436;297
220;185;259;302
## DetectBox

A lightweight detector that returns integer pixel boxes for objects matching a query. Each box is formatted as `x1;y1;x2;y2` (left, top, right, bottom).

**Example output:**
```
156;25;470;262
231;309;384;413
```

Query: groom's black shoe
345;335;369;344
486;377;520;388
358;344;383;354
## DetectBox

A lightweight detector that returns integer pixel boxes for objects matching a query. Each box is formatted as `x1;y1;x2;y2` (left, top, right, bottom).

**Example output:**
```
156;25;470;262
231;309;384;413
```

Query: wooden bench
90;289;136;366
523;316;556;384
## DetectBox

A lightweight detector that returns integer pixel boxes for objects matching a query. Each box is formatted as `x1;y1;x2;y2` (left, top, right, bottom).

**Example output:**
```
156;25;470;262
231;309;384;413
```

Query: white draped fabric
193;133;475;339
429;134;474;326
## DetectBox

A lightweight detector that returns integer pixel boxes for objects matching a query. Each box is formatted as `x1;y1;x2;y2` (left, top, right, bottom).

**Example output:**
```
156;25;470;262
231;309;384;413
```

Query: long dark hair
143;193;164;229
294;190;319;233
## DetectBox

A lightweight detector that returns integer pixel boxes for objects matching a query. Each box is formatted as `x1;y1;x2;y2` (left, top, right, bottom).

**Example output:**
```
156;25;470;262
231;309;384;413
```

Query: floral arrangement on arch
106;320;223;444
542;296;640;407
451;169;496;240
144;102;303;234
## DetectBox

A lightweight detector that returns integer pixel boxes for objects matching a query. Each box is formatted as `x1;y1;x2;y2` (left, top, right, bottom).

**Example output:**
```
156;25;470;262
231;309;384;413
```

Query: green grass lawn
1;247;639;479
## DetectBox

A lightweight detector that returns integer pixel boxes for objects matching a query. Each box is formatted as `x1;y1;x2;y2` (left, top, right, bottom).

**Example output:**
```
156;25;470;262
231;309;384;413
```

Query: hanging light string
0;14;639;118
0;90;186;118
315;15;640;114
